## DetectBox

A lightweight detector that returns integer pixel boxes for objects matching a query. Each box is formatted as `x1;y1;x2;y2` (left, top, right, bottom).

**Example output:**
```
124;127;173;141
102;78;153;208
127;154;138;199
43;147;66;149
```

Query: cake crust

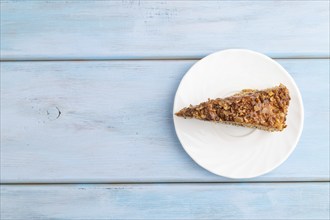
175;84;290;132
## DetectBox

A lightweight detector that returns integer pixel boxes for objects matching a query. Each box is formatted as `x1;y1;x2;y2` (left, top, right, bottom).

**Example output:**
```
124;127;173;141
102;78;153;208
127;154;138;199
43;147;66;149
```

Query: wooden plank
1;59;329;183
1;183;329;219
1;1;329;60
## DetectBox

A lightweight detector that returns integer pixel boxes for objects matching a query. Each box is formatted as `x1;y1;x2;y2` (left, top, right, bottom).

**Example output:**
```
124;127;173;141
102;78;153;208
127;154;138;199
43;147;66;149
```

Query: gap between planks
1;180;329;185
1;56;330;62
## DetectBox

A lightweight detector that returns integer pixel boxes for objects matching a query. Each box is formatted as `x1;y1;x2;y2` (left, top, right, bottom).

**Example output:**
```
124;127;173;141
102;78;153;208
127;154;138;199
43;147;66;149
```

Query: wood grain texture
1;1;329;60
1;183;329;220
1;59;329;183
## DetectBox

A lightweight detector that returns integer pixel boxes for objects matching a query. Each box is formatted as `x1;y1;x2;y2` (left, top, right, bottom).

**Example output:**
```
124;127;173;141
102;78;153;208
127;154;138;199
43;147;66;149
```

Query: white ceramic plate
173;49;304;179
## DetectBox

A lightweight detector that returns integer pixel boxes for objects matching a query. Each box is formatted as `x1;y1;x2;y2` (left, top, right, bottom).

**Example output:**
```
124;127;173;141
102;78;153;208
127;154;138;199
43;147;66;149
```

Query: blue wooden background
1;1;329;219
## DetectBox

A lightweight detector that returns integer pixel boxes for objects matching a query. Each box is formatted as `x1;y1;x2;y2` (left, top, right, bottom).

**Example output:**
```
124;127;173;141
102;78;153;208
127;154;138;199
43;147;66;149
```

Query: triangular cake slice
175;84;290;131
